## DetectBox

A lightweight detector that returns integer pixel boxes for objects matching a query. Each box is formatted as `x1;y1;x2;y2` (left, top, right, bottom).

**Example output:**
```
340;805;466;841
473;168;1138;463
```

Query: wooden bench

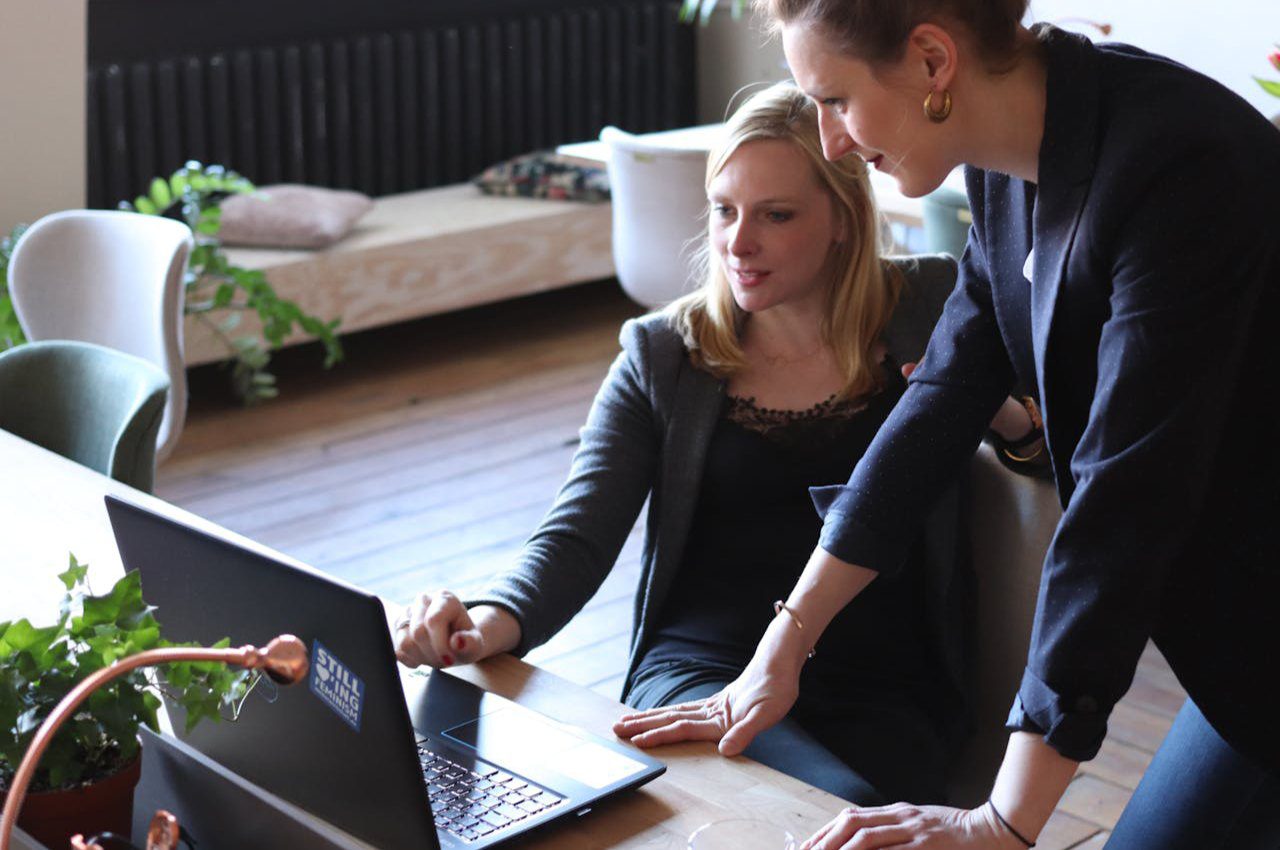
183;184;615;366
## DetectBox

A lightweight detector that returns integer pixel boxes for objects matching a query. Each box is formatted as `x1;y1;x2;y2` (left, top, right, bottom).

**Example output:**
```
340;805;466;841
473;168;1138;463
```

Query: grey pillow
218;184;374;249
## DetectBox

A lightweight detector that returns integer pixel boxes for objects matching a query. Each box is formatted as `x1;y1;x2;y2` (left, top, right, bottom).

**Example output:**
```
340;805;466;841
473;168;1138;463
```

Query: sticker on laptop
309;640;365;731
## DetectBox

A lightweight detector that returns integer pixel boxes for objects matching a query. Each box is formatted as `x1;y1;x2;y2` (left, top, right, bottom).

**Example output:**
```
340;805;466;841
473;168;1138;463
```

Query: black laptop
105;496;665;849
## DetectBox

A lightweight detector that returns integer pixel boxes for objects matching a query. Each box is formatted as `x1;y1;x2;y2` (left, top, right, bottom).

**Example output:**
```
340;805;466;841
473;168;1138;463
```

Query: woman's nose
728;221;756;256
818;110;855;161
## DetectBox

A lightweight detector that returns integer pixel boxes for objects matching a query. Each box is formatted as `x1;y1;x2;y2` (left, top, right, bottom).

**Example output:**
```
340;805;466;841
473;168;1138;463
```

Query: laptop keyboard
418;745;565;843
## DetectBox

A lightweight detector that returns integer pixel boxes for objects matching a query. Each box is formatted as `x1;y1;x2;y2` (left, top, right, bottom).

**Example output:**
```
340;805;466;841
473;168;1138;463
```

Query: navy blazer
815;26;1280;769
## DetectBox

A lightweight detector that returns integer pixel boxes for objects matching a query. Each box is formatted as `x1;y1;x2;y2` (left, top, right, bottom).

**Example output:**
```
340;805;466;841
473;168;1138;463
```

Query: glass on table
688;818;797;850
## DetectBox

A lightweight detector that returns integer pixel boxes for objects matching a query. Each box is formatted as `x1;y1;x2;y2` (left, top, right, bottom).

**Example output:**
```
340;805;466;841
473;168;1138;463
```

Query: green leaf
1254;77;1280;98
134;196;158;216
149;177;172;210
213;282;235;308
58;554;90;590
78;571;148;629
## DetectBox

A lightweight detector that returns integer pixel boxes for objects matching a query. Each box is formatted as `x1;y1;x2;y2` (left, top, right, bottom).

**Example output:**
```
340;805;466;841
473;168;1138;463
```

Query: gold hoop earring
923;88;952;123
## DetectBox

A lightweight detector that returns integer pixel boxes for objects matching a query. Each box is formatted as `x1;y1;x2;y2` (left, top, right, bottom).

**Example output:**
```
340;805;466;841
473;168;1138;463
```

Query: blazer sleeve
811;176;1015;577
1006;149;1274;761
465;319;661;656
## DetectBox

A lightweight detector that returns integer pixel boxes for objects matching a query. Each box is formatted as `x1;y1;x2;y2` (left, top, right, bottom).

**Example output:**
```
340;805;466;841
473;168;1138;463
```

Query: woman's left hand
799;802;1022;850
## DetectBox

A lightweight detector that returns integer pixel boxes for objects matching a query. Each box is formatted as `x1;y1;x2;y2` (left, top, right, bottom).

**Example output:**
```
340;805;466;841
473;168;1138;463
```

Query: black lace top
639;362;942;694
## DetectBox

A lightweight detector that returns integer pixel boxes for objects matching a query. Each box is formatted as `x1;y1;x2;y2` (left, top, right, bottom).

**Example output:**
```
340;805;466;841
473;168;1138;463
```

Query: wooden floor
157;281;1185;849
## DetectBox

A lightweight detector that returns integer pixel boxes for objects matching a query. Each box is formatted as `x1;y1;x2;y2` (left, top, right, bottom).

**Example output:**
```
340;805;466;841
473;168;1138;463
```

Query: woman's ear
905;23;960;92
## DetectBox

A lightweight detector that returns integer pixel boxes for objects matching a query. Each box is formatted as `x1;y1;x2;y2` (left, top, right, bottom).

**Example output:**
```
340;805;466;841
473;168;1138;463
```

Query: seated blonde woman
394;82;1038;804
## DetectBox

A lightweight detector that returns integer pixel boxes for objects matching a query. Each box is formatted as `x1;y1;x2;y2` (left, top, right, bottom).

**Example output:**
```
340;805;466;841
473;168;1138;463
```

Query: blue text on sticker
309;640;365;732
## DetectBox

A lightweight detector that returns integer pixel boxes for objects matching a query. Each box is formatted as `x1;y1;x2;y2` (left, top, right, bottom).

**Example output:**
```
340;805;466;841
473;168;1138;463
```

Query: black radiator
86;0;696;209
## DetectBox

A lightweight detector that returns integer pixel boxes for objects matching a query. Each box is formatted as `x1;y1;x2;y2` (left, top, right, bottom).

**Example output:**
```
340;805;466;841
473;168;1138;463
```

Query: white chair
600;126;709;308
8;209;193;463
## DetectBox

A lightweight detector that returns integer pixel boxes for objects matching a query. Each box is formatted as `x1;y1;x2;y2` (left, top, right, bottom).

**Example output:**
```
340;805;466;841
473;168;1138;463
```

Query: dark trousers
625;659;954;806
1105;699;1280;850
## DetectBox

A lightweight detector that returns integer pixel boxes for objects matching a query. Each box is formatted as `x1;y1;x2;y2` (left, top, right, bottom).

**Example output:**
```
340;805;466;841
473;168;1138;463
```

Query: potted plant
120;162;344;404
0;558;253;847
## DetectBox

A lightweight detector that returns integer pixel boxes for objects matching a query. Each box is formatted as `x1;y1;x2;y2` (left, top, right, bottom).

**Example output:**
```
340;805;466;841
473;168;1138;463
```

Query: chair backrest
0;340;170;492
600;126;709;309
921;187;972;260
946;445;1062;807
7;209;193;462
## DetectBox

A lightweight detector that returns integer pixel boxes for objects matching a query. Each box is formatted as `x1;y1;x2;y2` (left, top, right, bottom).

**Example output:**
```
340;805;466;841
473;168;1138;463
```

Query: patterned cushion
473;152;609;202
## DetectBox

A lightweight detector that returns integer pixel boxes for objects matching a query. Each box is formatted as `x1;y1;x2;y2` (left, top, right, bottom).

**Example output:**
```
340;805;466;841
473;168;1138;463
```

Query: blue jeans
625;659;954;806
1106;699;1280;849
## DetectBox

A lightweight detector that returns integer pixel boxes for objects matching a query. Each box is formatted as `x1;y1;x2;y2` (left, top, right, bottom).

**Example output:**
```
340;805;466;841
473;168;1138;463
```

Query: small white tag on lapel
1022;247;1036;284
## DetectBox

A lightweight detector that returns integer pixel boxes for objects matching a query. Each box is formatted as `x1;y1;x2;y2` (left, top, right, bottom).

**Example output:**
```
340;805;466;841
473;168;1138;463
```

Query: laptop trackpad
443;710;647;789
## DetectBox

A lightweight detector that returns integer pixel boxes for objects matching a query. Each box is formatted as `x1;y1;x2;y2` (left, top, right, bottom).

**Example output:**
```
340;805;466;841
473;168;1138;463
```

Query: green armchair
0;340;170;492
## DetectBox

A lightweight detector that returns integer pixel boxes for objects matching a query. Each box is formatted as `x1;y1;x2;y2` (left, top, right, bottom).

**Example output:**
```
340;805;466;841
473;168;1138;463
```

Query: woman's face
708;138;843;315
782;23;953;198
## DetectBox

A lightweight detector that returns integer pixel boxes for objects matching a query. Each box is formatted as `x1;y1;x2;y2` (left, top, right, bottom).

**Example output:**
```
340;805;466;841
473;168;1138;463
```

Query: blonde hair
666;80;900;401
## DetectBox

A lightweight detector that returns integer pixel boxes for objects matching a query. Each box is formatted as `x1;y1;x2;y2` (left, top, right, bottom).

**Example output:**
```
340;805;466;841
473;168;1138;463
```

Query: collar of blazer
1027;24;1101;487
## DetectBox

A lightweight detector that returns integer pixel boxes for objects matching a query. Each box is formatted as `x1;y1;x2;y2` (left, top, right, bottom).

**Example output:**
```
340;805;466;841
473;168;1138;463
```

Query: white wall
697;1;1280;124
1028;0;1279;118
0;0;87;235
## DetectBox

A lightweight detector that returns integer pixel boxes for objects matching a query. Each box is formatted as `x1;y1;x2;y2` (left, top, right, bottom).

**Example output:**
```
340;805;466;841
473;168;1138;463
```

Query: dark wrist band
1003;425;1044;450
987;799;1035;848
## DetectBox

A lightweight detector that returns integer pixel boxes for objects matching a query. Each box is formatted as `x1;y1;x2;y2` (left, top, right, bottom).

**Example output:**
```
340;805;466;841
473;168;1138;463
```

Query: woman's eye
821;98;845;112
766;210;793;223
712;204;734;218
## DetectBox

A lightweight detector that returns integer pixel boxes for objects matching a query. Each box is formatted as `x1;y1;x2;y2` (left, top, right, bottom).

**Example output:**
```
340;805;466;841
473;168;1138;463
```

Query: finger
424;590;465;666
406;593;445;668
445;606;485;664
812;809;910;850
394;639;429;668
799;814;842;850
613;705;709;737
629;717;726;748
718;702;774;757
900;361;917;379
838;824;914;850
617;696;712;721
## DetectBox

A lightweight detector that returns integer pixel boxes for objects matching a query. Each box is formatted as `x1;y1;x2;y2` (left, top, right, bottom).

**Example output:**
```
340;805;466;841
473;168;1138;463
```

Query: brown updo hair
759;0;1030;71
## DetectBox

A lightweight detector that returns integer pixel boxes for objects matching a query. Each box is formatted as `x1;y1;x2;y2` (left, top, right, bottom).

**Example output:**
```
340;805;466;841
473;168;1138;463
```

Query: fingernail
452;634;465;652
441;654;454;667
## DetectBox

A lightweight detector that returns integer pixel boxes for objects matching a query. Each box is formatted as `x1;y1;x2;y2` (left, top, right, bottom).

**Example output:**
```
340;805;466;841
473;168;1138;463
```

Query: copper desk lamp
0;636;308;850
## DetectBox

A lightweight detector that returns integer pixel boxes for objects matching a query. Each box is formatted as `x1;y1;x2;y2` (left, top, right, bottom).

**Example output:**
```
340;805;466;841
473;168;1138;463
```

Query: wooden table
557;123;969;231
0;430;849;848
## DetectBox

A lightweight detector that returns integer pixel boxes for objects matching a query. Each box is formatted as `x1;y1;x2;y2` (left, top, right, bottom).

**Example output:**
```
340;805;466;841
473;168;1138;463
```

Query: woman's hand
799;802;1024;850
612;611;812;755
393;591;518;669
612;660;799;756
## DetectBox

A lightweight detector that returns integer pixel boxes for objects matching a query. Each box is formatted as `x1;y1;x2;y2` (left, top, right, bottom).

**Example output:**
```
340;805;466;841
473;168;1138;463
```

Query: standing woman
613;2;1280;848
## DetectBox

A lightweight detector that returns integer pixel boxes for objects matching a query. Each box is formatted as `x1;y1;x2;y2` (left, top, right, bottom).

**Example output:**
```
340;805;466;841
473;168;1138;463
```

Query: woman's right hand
612;662;799;756
393;591;513;669
611;615;808;755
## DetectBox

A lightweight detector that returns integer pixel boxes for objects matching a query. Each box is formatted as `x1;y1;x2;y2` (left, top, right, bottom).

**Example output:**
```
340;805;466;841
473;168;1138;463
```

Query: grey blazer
469;255;967;699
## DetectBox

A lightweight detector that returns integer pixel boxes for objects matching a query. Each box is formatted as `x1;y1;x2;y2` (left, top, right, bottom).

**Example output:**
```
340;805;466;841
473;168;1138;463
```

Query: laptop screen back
106;496;438;850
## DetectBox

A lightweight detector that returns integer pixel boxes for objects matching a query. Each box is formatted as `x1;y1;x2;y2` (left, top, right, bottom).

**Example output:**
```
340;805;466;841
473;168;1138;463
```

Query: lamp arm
0;635;308;850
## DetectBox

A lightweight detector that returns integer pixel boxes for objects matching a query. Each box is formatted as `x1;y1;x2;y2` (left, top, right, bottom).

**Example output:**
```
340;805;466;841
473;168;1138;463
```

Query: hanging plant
120;162;344;404
0;225;28;351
